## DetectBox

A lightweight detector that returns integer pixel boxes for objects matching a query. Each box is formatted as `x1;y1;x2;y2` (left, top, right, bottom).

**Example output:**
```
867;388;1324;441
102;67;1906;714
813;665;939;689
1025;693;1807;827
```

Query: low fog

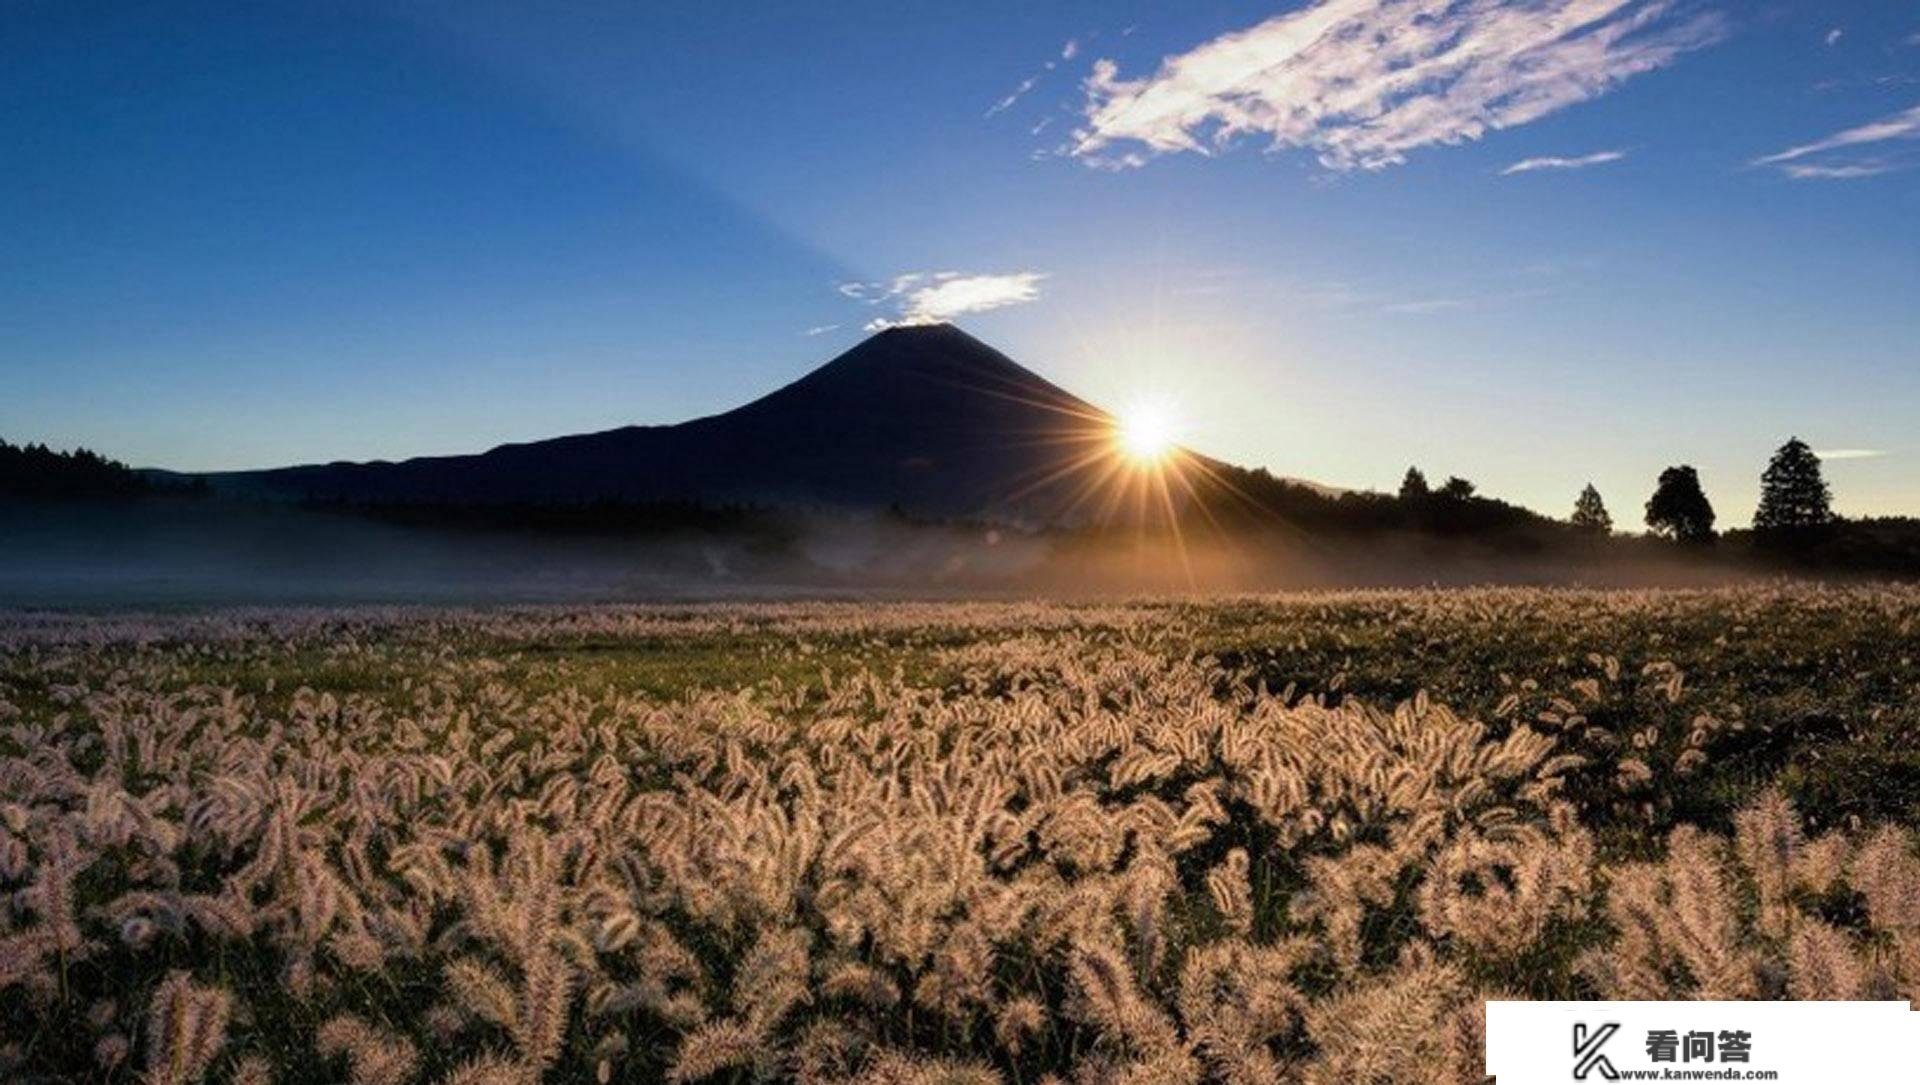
0;498;1762;609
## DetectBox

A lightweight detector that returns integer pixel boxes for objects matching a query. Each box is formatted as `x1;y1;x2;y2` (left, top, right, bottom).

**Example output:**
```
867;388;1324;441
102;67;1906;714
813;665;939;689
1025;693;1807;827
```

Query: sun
1115;400;1180;466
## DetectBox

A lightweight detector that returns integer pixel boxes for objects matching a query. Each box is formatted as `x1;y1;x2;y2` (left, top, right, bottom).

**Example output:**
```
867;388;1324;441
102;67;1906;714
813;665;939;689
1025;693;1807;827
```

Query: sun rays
920;369;1296;589
1115;400;1179;466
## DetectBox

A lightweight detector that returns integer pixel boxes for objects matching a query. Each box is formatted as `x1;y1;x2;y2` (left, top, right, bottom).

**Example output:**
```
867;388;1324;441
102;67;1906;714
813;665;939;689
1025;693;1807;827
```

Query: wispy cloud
1756;103;1920;163
987;38;1084;118
1825;27;1843;47
1814;448;1889;461
1780;161;1896;180
802;324;841;337
987;74;1044;118
837;271;1047;330
1501;150;1628;175
1380;297;1470;315
1068;0;1723;171
1379;287;1551;315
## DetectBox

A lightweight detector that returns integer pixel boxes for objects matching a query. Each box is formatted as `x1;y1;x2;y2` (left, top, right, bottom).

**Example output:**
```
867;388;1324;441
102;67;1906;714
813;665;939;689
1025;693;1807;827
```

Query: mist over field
0;497;1763;608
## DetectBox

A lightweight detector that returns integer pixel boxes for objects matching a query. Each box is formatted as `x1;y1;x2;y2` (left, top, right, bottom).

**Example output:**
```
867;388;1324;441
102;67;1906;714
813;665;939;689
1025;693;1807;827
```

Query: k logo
1572;1023;1620;1081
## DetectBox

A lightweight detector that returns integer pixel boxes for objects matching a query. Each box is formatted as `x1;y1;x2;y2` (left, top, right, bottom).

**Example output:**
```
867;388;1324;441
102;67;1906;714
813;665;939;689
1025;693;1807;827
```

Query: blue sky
4;0;1917;523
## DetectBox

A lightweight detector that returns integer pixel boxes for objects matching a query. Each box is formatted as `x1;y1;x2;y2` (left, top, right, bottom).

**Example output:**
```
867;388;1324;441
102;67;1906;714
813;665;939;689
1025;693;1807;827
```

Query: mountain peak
202;326;1136;520
868;320;963;340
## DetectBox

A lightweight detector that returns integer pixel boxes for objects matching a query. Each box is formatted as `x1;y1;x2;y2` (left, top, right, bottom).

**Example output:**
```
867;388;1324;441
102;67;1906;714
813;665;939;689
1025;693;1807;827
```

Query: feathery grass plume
1788;921;1866;999
1848;824;1920;996
993;995;1048;1059
142;971;231;1085
1177;938;1309;1084
789;1019;863;1085
734;926;813;1033
1734;788;1804;940
316;1014;421;1085
839;1049;1004;1085
1791;832;1849;897
1066;939;1185;1061
436;1054;529;1085
1852;826;1920;935
1205;849;1253;937
822;960;902;1010
1417;816;1593;958
445;958;519;1031
1301;960;1469;1085
1583;825;1758;999
668;1019;759;1083
510;942;573;1073
95;1033;131;1072
230;1055;275;1085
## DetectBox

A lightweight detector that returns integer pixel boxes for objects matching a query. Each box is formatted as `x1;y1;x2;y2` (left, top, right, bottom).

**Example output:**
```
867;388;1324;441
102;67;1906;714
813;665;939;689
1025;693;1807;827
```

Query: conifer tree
1398;467;1430;501
1754;437;1833;541
1571;483;1612;535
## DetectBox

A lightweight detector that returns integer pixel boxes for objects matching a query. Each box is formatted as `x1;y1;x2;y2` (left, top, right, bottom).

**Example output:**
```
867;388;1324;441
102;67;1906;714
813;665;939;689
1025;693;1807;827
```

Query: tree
1398;467;1430;501
1570;483;1612;535
1440;476;1476;501
1645;465;1716;543
1754;437;1833;541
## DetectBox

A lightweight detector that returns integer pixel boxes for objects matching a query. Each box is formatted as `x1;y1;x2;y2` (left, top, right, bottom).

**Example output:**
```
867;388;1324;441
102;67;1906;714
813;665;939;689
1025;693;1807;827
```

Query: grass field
4;587;1919;1084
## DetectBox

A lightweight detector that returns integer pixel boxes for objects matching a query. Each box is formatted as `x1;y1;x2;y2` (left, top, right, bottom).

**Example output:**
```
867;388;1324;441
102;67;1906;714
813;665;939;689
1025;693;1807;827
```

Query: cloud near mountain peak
838;271;1048;331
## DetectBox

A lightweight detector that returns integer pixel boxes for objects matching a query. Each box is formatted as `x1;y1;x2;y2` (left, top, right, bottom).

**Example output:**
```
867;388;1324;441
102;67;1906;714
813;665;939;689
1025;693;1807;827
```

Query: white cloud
1825;27;1843;47
1379;286;1550;314
1069;0;1723;171
842;271;1048;330
1780;161;1896;180
986;74;1044;118
802;324;841;337
1814;448;1889;460
988;38;1085;118
1381;297;1469;315
1755;103;1920;165
1501;149;1628;175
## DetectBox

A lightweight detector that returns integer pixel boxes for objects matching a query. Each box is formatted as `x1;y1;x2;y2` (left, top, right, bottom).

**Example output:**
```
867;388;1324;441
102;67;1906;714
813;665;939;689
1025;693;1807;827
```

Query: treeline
1166;437;1920;577
1549;437;1868;551
0;440;154;499
1499;437;1919;575
1191;460;1554;540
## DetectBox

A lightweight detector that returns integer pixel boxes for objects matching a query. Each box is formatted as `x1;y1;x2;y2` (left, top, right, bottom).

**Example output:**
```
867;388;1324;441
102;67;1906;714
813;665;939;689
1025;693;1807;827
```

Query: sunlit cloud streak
1814;448;1889;461
1502;149;1627;175
1069;0;1723;171
987;38;1083;118
1755;103;1920;163
838;271;1048;330
1780;162;1896;180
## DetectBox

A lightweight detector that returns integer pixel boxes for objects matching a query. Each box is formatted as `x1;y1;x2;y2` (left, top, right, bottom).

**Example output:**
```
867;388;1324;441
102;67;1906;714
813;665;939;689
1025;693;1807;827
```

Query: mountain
197;324;1164;523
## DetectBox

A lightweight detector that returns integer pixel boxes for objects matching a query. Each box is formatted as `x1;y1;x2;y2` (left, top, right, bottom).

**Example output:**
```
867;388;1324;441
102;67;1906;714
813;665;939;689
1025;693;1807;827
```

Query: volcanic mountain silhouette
205;324;1167;523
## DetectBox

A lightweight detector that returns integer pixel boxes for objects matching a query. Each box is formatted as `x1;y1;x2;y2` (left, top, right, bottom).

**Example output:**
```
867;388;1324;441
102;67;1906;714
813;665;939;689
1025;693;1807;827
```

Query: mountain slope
204;324;1127;522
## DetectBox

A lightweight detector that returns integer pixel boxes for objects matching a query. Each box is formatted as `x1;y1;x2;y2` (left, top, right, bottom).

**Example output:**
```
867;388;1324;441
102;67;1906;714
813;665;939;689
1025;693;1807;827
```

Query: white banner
1486;1001;1920;1083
